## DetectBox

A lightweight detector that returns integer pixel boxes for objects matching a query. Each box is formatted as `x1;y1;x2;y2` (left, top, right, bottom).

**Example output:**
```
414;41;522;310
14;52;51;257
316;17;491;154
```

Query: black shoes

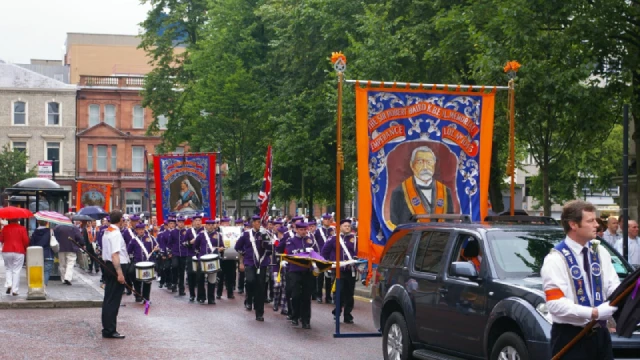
228;294;235;299
5;287;11;294
216;295;222;299
179;291;186;296
291;319;299;326
244;303;253;311
256;316;264;322
189;297;195;302
286;315;293;321
208;299;216;305
135;297;142;303
344;318;355;324
198;299;205;304
317;298;323;304
64;280;72;286
126;289;132;295
238;290;244;295
102;332;125;339
265;298;272;303
273;304;279;312
302;323;311;329
159;283;164;289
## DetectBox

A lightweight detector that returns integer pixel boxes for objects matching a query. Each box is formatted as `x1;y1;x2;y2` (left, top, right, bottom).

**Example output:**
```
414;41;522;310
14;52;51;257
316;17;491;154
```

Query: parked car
372;221;640;360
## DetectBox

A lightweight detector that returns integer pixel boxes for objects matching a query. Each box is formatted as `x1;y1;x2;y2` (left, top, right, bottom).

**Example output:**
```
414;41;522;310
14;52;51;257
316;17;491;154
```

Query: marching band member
315;213;335;303
193;219;224;304
121;214;142;293
322;219;357;324
156;217;176;289
280;222;314;329
237;221;250;295
127;223;159;303
184;214;204;302
264;219;277;303
235;215;271;322
168;216;190;296
217;217;236;299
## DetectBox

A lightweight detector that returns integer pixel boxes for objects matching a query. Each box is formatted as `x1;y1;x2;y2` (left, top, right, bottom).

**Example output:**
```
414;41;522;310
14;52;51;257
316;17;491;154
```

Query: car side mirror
450;261;479;280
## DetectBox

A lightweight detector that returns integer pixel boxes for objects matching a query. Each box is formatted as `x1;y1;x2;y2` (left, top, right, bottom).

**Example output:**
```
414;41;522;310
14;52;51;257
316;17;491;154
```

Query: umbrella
34;211;72;226
611;266;640;337
77;206;108;220
72;214;94;222
0;206;33;219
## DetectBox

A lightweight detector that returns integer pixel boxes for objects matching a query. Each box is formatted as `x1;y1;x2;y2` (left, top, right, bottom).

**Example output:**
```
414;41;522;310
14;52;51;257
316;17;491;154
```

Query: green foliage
0;145;36;191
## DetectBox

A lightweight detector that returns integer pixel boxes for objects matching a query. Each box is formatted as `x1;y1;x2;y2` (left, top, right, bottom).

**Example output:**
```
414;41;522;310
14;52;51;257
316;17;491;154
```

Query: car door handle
438;287;448;296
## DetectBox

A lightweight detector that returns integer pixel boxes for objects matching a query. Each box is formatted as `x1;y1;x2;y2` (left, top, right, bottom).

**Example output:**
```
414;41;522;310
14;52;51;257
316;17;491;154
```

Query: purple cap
276;226;288;234
130;215;140;221
251;215;261;221
340;219;352;225
292;216;304;222
296;222;309;229
244;222;250;227
176;216;187;222
307;220;317;226
322;213;333;219
105;216;110;221
273;219;283;225
192;213;203;219
167;217;176;223
221;217;230;222
135;223;146;229
205;219;216;224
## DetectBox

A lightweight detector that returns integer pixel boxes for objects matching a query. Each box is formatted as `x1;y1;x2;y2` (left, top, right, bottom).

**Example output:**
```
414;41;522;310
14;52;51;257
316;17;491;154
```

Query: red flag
258;145;272;227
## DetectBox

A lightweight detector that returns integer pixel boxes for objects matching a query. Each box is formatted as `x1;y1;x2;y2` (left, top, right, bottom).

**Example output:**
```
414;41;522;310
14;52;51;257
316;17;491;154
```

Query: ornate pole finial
331;52;347;73
504;60;521;80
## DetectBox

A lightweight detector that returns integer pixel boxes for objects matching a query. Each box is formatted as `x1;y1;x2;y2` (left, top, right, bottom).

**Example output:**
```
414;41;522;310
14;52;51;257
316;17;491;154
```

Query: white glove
596;301;618;320
280;260;288;267
305;247;314;253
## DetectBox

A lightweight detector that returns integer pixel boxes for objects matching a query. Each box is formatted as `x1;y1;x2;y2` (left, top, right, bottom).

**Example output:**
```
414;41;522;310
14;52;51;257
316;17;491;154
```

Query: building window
11;141;27;154
13;101;27;125
105;105;116;127
97;145;107;172
133;106;144;129
87;145;93;171
46;142;61;174
132;146;145;172
47;102;60;126
158;115;168;130
111;145;117;171
89;104;100;127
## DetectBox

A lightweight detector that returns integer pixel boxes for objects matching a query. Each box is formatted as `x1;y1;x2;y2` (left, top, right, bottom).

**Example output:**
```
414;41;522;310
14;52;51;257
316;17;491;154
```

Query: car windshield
486;229;631;280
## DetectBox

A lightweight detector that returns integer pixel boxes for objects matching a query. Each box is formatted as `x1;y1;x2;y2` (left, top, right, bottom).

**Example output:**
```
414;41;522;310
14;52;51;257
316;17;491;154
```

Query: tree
0;145;36;192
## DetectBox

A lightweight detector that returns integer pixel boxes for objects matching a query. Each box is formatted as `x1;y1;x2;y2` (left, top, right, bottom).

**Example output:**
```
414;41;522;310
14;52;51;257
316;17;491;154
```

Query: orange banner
76;181;111;212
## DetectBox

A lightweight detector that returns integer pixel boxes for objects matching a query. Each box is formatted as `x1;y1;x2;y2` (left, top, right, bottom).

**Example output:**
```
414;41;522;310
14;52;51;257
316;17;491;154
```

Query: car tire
383;312;412;360
490;332;529;360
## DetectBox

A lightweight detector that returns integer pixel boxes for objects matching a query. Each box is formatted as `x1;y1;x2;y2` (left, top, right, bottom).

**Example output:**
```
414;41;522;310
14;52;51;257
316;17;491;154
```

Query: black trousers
332;270;355;320
551;323;613;360
160;257;173;286
172;256;196;296
101;261;125;336
133;279;151;301
316;273;332;301
196;268;217;301
245;266;267;317
238;262;245;291
287;270;314;324
265;270;274;299
86;244;100;272
217;260;236;297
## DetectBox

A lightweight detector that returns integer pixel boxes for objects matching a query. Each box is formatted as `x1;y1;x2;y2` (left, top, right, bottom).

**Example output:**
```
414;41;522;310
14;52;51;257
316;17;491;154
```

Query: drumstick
68;237;149;303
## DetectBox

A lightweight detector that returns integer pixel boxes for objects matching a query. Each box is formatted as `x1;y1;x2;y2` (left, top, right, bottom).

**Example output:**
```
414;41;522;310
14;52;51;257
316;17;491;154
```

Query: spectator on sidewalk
29;220;55;290
0;219;29;296
54;222;85;285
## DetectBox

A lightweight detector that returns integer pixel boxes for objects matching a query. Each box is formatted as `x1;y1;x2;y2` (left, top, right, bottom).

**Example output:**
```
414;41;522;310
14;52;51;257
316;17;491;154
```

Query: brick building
75;75;168;213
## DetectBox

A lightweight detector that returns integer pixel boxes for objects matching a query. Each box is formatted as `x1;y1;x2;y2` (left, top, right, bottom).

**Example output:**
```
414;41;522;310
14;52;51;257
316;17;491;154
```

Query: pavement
0;255;104;309
0;271;382;360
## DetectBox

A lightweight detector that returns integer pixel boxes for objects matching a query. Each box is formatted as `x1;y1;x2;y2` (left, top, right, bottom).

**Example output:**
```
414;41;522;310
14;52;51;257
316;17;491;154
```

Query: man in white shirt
615;220;640;266
602;217;620;247
101;210;129;339
541;200;620;360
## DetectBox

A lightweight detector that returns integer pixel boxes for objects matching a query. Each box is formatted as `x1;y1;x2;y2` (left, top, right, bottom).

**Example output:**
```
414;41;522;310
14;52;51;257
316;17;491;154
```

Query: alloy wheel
386;323;403;360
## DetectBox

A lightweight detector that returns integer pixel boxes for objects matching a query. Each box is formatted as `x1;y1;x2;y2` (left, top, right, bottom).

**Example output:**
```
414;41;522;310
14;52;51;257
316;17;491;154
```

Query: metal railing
79;75;145;88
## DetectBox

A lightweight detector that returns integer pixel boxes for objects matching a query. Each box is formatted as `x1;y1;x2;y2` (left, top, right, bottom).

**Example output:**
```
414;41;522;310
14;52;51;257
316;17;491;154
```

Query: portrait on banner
76;181;111;211
170;175;203;212
358;88;494;249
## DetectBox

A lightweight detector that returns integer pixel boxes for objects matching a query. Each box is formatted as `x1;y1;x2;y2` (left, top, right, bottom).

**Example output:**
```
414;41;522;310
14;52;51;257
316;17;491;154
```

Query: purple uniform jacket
235;229;271;267
315;227;333;251
194;230;224;259
156;230;171;255
184;227;203;257
284;235;313;272
127;234;156;263
321;234;356;262
168;227;191;257
96;225;108;252
121;227;136;246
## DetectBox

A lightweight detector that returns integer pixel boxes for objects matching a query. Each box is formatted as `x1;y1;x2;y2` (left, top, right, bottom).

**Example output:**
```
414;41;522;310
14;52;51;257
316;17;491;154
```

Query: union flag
257;145;272;227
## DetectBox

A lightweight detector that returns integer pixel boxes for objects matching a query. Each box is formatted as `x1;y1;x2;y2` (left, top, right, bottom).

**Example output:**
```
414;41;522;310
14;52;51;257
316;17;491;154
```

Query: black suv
372;221;640;360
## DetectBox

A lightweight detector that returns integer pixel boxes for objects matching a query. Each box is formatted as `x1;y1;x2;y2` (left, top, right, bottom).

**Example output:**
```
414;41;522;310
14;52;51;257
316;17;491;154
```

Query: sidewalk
0;256;104;309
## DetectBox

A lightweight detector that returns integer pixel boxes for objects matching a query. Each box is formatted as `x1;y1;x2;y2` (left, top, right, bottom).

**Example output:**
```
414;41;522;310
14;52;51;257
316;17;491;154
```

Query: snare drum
191;256;200;272
200;254;221;273
220;226;242;260
135;261;155;283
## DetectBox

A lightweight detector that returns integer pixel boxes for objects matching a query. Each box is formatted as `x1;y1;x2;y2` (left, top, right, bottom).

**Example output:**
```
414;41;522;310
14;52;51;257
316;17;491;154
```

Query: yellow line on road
355;295;371;303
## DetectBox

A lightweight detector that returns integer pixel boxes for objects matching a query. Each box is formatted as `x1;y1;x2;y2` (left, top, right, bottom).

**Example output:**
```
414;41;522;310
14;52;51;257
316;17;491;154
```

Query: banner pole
508;79;516;216
344;79;509;90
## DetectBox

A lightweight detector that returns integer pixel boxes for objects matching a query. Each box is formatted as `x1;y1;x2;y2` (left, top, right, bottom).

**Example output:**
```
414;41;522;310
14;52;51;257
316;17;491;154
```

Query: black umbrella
611;266;640;338
72;214;94;222
77;206;108;220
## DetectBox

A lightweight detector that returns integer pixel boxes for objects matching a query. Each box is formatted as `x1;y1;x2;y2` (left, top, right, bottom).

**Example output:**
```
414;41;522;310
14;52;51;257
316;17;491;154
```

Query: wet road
0;283;382;360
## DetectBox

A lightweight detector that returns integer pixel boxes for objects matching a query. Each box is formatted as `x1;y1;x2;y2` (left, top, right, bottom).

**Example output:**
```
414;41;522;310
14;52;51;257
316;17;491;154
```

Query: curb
0;300;102;309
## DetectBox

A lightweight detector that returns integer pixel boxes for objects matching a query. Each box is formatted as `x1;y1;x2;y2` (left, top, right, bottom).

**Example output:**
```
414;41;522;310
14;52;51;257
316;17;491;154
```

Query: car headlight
536;302;553;324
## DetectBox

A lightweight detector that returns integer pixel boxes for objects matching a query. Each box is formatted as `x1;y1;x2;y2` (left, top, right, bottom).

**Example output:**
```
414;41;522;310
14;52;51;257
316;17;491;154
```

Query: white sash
134;235;151;260
319;227;328;242
288;230;294;238
127;227;135;240
203;231;215;253
308;231;319;251
338;235;354;261
249;230;267;274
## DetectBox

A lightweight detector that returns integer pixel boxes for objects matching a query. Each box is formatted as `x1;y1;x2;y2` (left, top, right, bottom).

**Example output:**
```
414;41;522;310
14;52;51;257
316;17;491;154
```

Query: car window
414;231;449;274
380;232;413;268
449;233;483;275
487;230;631;279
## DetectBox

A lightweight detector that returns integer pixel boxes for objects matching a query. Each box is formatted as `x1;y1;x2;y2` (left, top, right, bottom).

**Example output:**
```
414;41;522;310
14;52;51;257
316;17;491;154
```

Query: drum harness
249;230;268;275
133;235;151;261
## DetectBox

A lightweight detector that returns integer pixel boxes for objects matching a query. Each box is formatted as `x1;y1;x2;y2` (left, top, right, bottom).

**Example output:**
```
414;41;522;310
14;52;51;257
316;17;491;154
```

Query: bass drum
220;226;242;260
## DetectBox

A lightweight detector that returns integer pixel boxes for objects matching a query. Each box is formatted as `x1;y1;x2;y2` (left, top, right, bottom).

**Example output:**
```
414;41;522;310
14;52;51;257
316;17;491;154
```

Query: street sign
37;160;53;179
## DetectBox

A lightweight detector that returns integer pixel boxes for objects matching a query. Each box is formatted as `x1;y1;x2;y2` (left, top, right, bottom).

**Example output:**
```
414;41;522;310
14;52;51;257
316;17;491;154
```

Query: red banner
76;181;111;212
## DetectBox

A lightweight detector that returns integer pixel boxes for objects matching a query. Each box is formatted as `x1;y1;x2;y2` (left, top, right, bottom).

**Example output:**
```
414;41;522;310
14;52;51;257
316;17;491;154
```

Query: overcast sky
0;0;150;63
